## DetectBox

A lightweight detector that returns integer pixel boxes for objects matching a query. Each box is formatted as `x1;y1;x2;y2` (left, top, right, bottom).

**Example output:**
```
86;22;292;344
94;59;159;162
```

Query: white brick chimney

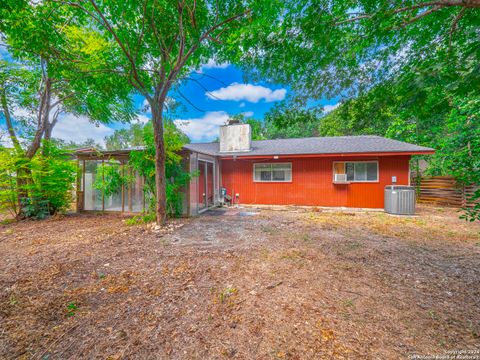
219;122;252;153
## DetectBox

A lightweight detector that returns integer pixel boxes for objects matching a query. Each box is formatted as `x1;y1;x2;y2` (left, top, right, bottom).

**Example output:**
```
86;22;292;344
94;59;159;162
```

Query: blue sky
1;57;340;146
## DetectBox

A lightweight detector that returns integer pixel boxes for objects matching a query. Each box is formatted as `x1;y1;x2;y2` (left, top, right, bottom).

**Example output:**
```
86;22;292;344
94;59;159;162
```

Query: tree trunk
44;122;53;141
15;164;32;220
151;102;167;225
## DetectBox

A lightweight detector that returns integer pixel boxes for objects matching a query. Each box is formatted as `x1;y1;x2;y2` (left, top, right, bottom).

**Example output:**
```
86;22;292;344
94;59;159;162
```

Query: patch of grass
258;249;271;261
280;248;305;261
467;320;479;339
1;218;15;226
219;286;238;304
427;309;438;321
342;298;355;308
344;240;362;251
65;302;78;318
302;233;312;242
125;213;156;225
261;225;277;234
9;294;19;306
96;270;106;279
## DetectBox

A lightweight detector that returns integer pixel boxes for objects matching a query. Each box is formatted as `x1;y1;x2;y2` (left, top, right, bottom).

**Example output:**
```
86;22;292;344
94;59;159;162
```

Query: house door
206;162;214;207
198;160;214;211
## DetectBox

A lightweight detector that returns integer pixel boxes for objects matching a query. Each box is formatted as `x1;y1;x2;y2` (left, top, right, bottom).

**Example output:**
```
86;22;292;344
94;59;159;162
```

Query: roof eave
219;150;435;159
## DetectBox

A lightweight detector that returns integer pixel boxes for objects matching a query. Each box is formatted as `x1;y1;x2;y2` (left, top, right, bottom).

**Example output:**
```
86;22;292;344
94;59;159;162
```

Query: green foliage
34;142;77;214
239;1;480;101
0;141;76;219
0;148;20;216
55;0;276;222
125;213;156;226
105;123;145;150
235;1;480;224
319;80;479;221
129;121;191;218
20;197;50;220
59;138;104;151
237;103;322;141
263;102;321;139
432;98;480;222
93;160;132;198
244;118;266;140
65;302;78;318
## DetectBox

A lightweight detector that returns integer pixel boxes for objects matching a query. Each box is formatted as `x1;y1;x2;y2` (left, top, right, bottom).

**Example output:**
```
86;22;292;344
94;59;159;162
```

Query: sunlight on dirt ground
0;205;479;359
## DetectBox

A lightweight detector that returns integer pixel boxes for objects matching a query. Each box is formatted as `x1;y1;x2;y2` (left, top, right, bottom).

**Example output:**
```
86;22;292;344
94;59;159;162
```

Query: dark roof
183;136;434;157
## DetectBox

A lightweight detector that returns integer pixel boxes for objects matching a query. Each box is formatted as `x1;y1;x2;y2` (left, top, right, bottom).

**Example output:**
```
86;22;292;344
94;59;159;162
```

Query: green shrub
33;142;77;215
125;213;156;225
0;141;76;219
129;120;191;218
0;148;20;217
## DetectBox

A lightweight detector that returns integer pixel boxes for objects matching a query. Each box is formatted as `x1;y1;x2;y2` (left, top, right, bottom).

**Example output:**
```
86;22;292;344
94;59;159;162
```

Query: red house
74;122;434;216
182;123;434;215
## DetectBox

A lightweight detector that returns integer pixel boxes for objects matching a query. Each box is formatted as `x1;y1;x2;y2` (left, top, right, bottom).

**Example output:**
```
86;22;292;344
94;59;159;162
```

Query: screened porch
75;149;146;213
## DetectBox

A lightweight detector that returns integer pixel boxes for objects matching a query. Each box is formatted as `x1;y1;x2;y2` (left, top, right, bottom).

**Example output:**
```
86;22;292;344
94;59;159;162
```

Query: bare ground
0;205;479;359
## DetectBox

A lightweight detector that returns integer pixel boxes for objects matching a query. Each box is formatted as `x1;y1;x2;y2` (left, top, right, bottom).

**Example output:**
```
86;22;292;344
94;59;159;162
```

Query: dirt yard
1;206;479;359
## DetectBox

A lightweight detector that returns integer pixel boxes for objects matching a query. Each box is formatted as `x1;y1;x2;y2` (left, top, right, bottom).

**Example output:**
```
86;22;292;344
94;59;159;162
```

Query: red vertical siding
220;155;410;208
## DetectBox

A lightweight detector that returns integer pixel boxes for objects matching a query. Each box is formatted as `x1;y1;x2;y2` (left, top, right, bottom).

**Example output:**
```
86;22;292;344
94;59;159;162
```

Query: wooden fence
414;176;478;208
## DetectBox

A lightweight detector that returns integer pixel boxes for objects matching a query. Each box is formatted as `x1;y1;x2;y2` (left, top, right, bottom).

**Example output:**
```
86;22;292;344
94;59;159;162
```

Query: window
333;161;378;182
254;163;292;182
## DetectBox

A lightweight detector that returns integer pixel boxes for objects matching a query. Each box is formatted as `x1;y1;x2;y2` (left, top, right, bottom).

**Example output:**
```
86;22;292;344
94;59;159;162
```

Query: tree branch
181;9;250;69
86;0;148;94
0;89;23;154
449;7;466;47
334;0;480;27
396;6;443;29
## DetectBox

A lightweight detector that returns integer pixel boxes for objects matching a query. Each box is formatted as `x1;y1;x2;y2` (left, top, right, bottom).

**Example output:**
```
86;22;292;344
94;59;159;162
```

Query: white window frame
332;161;379;183
253;162;292;183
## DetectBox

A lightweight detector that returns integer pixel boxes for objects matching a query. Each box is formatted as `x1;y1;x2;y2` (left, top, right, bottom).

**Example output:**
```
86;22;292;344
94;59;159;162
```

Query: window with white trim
254;163;292;182
333;161;378;182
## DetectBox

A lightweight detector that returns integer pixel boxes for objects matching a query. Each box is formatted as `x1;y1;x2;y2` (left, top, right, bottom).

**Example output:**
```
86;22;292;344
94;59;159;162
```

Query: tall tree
59;0;274;224
0;1;135;215
263;102;321;139
240;0;480;100
105;123;145;150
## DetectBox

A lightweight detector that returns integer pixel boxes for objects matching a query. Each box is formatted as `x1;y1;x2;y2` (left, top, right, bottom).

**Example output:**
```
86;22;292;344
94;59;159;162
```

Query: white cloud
201;59;230;70
142;98;151;114
0;131;13;147
241;111;254;118
207;83;286;103
135;113;151;124
12;106;34;120
323;103;340;113
52;113;114;145
174;111;229;142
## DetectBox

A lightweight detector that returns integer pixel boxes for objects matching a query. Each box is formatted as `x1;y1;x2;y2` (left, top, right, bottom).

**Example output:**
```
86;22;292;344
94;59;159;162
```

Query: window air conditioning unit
334;174;347;182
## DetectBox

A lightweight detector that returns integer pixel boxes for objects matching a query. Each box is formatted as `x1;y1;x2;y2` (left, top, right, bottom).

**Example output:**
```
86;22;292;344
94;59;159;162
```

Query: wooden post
102;160;105;211
128;167;132;211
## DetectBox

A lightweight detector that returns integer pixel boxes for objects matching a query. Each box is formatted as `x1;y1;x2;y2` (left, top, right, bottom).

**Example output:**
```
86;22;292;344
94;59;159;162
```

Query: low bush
0;141;76;219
